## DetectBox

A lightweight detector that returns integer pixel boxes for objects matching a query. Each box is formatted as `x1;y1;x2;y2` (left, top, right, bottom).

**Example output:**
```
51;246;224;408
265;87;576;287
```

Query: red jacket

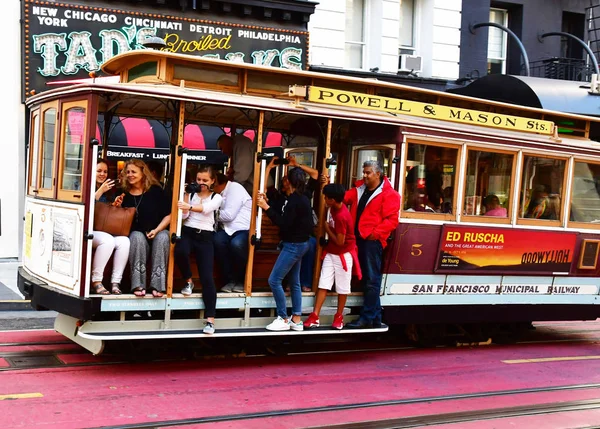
344;177;400;249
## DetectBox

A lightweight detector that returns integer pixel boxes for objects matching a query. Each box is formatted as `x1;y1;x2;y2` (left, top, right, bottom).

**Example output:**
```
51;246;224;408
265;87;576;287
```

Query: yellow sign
307;86;555;135
24;211;33;259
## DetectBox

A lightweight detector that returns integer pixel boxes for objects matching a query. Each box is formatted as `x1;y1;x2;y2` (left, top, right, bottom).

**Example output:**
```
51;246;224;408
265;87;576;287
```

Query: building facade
0;0;24;258
308;0;463;89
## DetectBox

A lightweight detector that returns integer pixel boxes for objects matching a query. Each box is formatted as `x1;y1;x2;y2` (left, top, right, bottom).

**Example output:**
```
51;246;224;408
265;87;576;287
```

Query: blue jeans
269;241;310;318
357;238;383;323
214;229;249;285
300;236;317;287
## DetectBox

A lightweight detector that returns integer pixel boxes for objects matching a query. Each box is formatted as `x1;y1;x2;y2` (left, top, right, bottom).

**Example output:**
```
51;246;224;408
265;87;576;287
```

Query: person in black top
114;159;171;297
264;155;319;292
257;167;313;331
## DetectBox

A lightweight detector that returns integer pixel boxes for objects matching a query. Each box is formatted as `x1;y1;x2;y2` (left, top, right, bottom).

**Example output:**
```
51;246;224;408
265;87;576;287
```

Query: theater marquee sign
23;0;308;98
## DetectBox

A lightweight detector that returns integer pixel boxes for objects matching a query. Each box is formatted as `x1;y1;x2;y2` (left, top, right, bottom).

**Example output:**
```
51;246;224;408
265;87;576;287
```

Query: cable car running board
77;325;389;341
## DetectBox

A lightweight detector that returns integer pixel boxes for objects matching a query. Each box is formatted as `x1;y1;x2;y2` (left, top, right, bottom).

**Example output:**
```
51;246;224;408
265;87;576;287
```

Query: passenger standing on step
257;167;313;331
212;173;251;294
344;160;400;329
174;166;222;335
304;184;361;330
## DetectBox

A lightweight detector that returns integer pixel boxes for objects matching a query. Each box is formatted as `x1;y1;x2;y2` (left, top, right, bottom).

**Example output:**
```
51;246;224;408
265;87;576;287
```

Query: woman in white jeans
92;159;130;295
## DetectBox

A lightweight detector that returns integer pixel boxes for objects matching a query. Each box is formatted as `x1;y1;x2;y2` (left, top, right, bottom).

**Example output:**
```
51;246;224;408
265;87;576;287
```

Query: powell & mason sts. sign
307;86;556;135
23;0;308;98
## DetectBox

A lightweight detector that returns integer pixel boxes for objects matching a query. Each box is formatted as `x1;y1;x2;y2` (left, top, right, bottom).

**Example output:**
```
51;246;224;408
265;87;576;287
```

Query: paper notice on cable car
436;225;577;274
51;213;76;277
24;212;33;259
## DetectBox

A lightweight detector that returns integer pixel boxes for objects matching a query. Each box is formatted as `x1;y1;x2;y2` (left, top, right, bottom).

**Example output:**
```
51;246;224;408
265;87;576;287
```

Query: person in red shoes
304;184;361;330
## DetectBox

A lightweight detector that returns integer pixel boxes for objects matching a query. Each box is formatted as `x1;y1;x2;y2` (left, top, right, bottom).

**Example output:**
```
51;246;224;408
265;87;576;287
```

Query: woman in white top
91;159;130;295
174;166;223;334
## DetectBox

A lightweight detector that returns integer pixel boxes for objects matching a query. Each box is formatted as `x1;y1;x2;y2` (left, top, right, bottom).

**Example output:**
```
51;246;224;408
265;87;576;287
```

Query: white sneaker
288;317;304;331
220;282;235;293
266;316;290;331
203;321;215;335
232;283;245;293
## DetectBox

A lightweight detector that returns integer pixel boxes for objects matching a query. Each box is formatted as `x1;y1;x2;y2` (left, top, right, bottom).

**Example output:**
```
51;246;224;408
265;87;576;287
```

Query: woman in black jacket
257;168;313;331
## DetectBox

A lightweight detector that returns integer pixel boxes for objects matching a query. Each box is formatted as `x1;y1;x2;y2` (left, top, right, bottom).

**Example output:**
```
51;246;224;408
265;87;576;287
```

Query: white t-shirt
182;192;223;232
219;181;251;235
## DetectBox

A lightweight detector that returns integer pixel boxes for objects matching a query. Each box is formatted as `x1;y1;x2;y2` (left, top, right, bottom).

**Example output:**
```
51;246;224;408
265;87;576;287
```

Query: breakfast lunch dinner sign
23;0;309;98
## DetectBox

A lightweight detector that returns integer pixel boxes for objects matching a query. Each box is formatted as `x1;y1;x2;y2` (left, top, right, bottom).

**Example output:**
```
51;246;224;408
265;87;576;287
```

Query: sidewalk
0;259;23;300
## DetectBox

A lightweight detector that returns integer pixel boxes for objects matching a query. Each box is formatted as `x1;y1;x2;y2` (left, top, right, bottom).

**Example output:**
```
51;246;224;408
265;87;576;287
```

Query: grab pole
176;152;188;238
255;155;267;241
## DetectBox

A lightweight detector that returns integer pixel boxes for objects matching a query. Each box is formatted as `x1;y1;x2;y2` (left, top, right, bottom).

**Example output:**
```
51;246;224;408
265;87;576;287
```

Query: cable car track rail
88;383;600;429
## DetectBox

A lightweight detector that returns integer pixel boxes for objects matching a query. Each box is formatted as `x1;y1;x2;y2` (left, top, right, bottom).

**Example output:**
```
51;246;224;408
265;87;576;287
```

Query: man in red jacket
345;160;400;328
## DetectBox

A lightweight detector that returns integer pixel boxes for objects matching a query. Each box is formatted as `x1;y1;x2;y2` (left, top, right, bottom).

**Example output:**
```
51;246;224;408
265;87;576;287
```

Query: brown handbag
93;202;135;237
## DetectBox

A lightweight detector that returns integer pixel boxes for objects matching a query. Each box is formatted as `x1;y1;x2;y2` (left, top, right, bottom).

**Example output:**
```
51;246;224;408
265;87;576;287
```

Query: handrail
469;22;530;76
538;31;600;75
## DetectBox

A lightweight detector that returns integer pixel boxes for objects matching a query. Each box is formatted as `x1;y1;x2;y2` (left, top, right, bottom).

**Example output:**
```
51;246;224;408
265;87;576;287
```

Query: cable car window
40;108;57;190
288;150;314;168
464;150;513;218
404;143;458;214
352;147;394;186
60;107;86;192
570;161;600;224
28;111;40;195
519;156;566;221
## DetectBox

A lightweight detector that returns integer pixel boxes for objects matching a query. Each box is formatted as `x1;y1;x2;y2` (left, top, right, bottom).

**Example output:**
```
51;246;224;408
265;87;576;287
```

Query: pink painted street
2;321;600;428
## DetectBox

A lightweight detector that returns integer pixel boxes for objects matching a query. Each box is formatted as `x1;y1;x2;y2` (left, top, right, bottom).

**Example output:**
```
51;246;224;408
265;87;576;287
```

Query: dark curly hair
287;167;306;195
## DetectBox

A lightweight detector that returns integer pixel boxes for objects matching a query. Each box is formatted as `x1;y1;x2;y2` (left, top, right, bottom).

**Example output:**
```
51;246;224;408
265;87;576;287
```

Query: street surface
1;319;600;428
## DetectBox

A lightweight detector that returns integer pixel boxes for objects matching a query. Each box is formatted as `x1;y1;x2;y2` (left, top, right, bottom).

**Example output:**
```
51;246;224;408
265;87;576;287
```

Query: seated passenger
217;133;256;195
524;185;550;219
304;184;361;330
114;159;171;298
483;194;507;217
174;166;223;334
546;194;561;220
212;173;252;294
91;159;130;295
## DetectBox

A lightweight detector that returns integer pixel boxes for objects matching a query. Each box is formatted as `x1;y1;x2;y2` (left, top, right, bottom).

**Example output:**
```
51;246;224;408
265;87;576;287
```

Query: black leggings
174;227;216;318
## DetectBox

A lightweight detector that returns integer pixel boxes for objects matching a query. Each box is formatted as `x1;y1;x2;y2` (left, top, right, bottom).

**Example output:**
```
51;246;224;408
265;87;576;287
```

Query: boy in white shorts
304;184;361;330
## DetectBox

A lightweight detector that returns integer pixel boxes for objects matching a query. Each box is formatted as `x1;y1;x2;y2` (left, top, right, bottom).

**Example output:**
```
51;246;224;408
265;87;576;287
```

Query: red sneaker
303;312;320;328
332;313;344;330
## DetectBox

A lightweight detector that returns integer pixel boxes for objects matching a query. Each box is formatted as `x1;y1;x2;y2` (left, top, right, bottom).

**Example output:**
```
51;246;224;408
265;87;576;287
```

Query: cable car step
77;325;389;340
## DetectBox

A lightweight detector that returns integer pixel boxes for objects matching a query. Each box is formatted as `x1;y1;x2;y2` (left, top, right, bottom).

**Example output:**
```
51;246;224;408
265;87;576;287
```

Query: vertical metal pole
312;119;332;290
84;146;99;299
176;153;188;237
255;159;267;240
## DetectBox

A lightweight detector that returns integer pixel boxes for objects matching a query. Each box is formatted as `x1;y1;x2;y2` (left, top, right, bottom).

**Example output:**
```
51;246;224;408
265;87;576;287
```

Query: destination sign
307;86;555;135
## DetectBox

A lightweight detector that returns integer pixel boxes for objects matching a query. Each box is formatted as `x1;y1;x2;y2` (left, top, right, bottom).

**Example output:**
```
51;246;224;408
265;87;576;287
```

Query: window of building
345;0;365;69
399;0;416;54
569;161;600;225
403;142;459;218
463;149;514;221
488;8;508;74
519;155;566;223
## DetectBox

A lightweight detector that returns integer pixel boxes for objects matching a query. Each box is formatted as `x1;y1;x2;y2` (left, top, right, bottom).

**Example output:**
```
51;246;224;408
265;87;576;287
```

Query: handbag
93;202;135;237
